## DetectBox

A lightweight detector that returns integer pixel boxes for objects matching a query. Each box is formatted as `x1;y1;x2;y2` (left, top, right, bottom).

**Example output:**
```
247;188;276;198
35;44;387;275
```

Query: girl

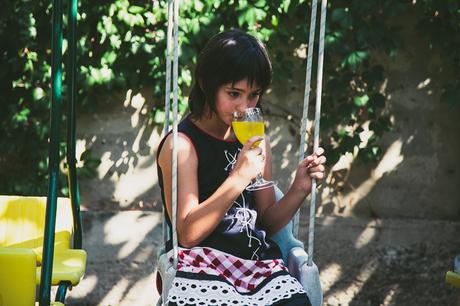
157;29;326;306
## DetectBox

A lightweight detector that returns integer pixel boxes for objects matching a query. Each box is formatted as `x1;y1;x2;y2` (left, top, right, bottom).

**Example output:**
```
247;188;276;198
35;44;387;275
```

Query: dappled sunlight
103;211;161;259
98;277;130;306
417;78;431;89
119;272;158;306
319;262;343;293
134;244;156;262
268;125;283;147
112;156;157;208
68;274;98;299
342;138;405;209
281;143;294;170
354;220;380;250
129;93;147;129
98;151;115;180
77;88;163;210
381;284;400;306
132;120;148;153
325;258;379;305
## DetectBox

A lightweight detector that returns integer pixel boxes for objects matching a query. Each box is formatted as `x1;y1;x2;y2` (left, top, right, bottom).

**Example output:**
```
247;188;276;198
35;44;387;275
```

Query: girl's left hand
292;147;327;195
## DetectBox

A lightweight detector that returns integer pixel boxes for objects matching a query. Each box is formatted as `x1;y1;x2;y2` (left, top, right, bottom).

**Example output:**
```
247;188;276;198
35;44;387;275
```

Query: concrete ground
63;211;460;306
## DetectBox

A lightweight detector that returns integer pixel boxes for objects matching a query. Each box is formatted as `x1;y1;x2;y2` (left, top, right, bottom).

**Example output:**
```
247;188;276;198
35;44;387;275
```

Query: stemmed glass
232;107;277;191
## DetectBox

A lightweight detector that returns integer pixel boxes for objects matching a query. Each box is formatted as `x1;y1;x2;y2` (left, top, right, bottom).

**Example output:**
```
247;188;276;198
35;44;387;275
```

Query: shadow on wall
77;89;163;212
343;15;460;221
265;6;460;221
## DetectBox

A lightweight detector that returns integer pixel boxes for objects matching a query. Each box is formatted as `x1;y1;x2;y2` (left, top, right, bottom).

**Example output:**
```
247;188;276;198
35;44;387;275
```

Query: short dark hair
188;29;272;119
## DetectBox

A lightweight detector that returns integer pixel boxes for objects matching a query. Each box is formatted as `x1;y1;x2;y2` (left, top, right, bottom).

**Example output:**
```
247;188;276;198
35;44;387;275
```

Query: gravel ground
301;217;460;306
66;212;460;306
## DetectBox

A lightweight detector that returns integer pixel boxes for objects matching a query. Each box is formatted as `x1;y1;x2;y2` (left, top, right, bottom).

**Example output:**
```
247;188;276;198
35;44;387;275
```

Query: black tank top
157;115;281;260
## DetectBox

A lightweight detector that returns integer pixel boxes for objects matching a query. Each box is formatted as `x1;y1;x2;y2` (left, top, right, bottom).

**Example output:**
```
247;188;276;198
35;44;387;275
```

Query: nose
235;104;247;114
235;97;252;113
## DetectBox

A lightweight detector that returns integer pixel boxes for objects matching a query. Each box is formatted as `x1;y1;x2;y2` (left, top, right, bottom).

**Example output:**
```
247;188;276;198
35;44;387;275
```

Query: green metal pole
39;0;63;305
66;0;83;250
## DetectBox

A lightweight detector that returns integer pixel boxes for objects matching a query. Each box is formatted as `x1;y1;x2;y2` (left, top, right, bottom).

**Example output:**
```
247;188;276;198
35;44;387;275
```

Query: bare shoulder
158;132;198;167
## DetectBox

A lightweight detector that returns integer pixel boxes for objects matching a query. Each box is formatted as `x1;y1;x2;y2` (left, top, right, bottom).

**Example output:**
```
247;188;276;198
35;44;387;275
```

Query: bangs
224;44;272;90
207;33;272;91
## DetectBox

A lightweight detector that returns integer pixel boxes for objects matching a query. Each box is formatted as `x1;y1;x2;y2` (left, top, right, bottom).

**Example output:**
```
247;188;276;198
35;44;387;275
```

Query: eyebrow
226;86;262;93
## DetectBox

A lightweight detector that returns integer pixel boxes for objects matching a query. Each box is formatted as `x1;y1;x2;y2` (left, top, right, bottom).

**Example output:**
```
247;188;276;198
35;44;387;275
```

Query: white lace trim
166;273;305;306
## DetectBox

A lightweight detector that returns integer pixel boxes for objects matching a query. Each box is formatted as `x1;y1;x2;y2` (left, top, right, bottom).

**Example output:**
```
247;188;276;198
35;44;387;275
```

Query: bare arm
254;138;326;235
158;133;265;248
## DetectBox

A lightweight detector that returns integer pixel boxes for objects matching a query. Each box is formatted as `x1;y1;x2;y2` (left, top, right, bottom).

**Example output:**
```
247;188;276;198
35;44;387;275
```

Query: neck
191;114;235;141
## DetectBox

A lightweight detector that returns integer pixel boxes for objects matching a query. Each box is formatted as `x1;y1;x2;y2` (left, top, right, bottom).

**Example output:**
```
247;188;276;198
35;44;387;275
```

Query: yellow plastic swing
445;255;460;288
0;197;86;306
0;0;86;305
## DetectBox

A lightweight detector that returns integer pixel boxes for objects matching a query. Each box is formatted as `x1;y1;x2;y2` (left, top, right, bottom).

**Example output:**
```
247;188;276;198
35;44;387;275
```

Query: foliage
0;0;459;195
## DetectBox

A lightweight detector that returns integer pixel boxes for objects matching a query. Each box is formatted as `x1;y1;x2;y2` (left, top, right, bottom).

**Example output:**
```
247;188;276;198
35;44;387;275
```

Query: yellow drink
232;121;264;145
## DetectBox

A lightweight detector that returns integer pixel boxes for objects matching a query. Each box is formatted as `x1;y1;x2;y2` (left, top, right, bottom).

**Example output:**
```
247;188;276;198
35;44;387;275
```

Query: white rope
294;0;319;238
171;0;180;269
163;0;173;137
307;0;327;266
161;0;174;250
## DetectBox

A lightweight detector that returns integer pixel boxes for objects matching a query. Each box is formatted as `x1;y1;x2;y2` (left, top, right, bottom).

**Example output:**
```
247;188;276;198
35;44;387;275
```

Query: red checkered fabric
170;247;288;293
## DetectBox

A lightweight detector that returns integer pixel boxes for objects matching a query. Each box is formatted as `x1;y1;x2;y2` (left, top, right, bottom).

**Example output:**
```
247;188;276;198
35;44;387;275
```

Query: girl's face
213;79;262;126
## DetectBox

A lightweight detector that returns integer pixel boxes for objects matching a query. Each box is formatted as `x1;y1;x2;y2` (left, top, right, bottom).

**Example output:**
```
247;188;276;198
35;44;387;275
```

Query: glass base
246;180;277;191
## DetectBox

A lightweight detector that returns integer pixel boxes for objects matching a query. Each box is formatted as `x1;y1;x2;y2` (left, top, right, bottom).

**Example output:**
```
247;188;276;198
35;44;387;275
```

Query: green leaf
325;31;343;46
341;51;369;69
354;94;369;106
255;0;267;8
271;15;279;27
194;0;204;12
33;87;45;100
281;0;291;13
128;6;145;14
238;7;267;27
13;108;30;123
153;109;165;124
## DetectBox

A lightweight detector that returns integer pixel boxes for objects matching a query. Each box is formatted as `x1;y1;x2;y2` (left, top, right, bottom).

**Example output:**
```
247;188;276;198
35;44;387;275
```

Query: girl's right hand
231;136;265;183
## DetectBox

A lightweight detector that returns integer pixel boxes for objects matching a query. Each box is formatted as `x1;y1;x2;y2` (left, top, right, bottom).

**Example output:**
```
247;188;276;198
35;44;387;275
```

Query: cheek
249;100;259;108
215;94;235;121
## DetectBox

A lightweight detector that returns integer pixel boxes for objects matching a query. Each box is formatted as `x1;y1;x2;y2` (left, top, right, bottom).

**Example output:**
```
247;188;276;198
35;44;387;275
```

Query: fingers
302;147;326;181
309;171;325;180
302;152;326;167
243;136;265;160
245;136;264;149
251;146;265;162
309;164;325;173
314;147;325;157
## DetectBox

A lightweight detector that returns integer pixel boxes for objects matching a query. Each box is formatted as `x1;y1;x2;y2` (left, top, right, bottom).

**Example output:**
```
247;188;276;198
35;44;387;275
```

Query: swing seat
446;254;460;288
0;196;87;305
155;186;323;306
446;271;460;288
